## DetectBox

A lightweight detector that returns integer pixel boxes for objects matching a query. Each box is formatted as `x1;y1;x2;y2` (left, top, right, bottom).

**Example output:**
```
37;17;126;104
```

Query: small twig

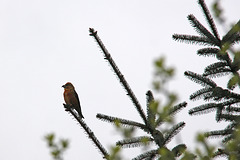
63;104;109;159
89;28;148;125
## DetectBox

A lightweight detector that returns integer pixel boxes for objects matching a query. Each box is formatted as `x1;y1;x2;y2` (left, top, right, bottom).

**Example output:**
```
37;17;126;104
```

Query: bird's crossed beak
62;84;65;88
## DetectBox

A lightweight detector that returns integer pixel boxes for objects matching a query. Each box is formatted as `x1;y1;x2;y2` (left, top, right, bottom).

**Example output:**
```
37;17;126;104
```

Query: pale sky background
0;0;240;159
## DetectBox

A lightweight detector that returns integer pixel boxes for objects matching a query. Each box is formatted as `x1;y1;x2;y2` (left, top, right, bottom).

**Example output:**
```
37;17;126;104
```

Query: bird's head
62;82;75;89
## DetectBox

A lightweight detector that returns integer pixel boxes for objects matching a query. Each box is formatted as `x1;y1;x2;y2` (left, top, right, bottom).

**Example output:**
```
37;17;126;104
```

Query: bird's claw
63;103;73;111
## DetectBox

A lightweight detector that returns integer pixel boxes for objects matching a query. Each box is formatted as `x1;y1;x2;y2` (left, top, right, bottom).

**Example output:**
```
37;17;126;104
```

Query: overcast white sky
0;0;239;159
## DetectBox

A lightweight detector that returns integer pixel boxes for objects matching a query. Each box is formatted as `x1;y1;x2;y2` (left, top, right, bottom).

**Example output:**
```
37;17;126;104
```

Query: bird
62;82;84;119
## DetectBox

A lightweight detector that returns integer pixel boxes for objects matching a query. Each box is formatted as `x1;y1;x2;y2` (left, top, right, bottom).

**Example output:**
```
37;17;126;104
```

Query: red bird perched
62;82;84;119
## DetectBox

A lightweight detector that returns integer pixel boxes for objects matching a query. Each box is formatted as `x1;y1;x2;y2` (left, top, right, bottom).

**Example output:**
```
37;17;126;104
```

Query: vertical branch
89;28;148;125
63;104;109;159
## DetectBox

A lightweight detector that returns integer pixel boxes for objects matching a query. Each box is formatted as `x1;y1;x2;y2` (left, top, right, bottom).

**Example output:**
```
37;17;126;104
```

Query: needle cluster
173;0;240;158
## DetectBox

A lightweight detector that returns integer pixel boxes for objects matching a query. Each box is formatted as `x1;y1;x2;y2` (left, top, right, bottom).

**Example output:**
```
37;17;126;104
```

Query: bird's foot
63;103;73;111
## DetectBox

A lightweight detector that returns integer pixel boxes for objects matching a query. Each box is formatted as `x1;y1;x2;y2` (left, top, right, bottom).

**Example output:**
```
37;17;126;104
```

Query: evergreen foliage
173;0;240;158
48;0;240;159
88;28;187;159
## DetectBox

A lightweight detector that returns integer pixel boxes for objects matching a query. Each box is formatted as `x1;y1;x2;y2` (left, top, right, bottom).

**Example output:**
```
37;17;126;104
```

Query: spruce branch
190;87;212;101
204;129;233;139
153;102;187;128
116;136;154;148
188;14;220;46
146;90;156;125
226;90;240;100
197;47;219;57
197;47;231;61
146;90;154;105
205;61;229;70
89;28;186;159
132;149;159;160
218;114;240;122
203;68;231;78
198;0;220;41
184;71;217;88
173;0;240;156
189;103;217;115
190;86;240;102
163;122;186;145
205;122;237;144
89;28;147;125
226;105;240;113
171;144;187;157
96;113;148;132
168;101;187;116
63;104;109;159
172;34;217;46
203;61;231;77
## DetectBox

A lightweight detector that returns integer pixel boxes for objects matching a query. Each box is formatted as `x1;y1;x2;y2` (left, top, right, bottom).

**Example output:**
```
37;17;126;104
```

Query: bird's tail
76;108;84;119
78;111;84;119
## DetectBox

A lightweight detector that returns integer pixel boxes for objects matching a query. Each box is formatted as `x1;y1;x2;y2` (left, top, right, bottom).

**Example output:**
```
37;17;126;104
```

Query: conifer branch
163;122;186;145
146;90;156;123
198;0;220;41
173;0;240;155
197;47;219;56
203;61;231;77
190;87;212;101
205;122;237;144
197;48;231;61
168;102;188;116
189;103;217;115
63;104;109;159
132;149;159;160
146;90;154;105
189;84;240;103
172;34;217;46
188;14;220;46
206;61;229;69
204;129;233;138
218;114;240;122
153;102;187;128
171;144;187;157
204;88;225;101
184;71;217;87
116;136;154;148
227;90;240;100
226;106;240;113
151;130;164;147
89;28;148;125
204;68;231;78
96;113;148;132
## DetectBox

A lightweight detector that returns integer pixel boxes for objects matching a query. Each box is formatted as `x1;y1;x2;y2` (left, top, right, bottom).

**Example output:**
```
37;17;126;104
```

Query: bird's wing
73;90;84;118
74;90;81;108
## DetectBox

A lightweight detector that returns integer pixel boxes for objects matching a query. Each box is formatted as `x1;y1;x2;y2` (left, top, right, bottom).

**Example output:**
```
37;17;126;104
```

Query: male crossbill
62;82;84;119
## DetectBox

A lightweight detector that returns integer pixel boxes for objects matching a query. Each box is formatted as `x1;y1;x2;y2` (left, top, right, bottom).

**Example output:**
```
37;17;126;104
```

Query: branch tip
89;28;97;36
